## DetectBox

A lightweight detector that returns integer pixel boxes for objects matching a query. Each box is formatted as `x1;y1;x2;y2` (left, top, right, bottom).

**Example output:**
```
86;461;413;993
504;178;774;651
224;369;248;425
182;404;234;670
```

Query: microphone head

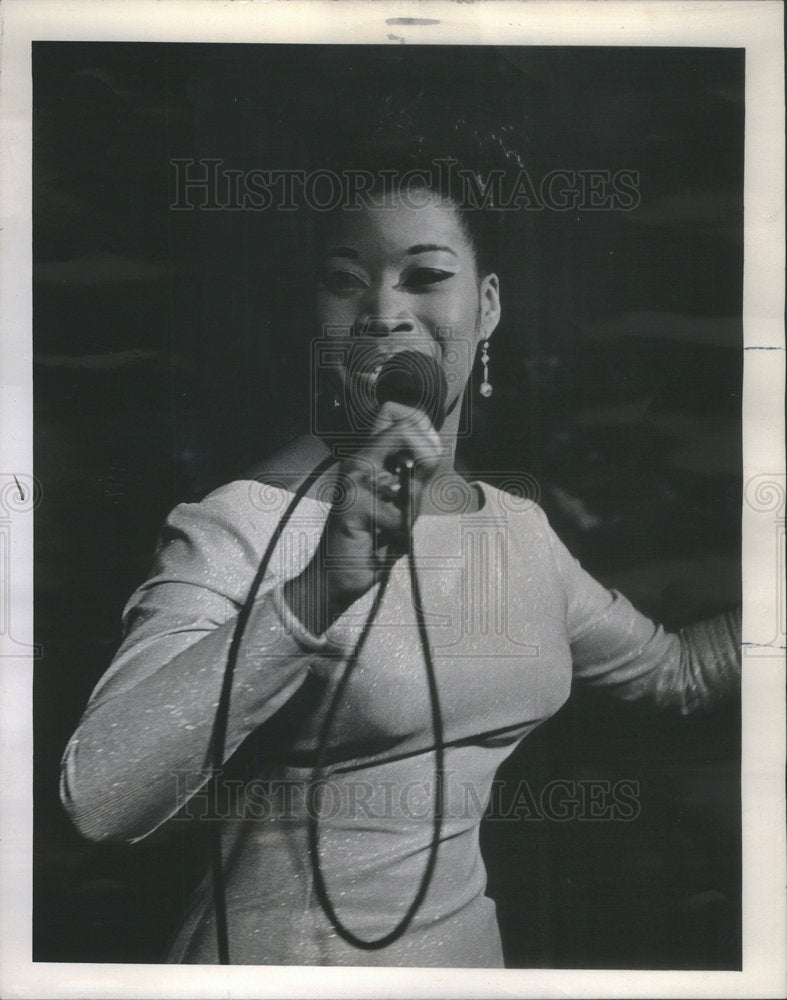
374;350;447;431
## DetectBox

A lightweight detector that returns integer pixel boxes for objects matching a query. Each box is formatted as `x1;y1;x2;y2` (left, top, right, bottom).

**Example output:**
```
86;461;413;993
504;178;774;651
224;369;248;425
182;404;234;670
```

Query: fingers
344;416;441;519
360;401;443;477
371;401;442;455
323;402;444;582
371;400;441;439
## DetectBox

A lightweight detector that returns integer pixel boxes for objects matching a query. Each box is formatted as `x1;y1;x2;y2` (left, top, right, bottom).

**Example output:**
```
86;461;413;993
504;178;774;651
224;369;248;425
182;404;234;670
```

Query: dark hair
298;67;531;276
308;139;531;280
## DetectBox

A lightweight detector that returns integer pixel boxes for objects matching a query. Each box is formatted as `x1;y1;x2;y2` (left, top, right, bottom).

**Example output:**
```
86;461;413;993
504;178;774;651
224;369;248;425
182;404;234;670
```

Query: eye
319;270;367;295
401;268;455;289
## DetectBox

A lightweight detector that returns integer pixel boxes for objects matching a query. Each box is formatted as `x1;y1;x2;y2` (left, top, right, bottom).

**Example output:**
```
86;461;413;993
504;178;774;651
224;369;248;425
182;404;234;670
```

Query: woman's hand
283;401;442;634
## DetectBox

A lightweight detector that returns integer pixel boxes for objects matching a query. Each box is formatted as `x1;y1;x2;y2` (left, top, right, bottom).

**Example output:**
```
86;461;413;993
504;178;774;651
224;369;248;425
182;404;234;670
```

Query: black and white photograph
1;2;784;998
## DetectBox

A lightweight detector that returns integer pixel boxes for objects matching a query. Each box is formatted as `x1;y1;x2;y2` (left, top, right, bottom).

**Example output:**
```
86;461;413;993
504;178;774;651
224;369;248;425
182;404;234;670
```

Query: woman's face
314;190;500;423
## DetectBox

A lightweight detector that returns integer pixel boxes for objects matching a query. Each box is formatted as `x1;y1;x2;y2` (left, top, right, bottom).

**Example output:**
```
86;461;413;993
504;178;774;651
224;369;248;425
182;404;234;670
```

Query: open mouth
345;350;395;392
348;346;435;381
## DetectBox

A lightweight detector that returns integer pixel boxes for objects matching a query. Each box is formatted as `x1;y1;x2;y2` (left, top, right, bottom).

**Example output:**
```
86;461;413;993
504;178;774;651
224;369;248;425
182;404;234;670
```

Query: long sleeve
59;486;344;844
540;510;741;713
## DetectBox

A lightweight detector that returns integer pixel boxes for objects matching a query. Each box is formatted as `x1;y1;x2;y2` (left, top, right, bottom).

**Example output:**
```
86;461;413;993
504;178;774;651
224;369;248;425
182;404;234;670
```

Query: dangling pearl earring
479;340;493;397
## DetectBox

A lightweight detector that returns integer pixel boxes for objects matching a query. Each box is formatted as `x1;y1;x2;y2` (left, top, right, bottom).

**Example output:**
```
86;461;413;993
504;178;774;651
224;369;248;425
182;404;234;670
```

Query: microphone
371;351;447;515
373;350;447;432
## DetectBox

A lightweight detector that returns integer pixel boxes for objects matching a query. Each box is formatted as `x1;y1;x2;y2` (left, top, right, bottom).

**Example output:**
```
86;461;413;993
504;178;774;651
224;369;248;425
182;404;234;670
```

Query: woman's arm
59;486;340;845
538;508;741;712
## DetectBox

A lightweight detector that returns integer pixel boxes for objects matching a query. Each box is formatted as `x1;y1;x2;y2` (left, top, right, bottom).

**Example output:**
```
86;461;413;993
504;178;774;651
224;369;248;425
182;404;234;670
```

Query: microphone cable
206;455;446;961
306;460;446;950
205;453;336;965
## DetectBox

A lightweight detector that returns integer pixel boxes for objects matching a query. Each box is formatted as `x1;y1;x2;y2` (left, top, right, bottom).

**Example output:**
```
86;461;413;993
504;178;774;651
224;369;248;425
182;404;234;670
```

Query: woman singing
59;128;741;967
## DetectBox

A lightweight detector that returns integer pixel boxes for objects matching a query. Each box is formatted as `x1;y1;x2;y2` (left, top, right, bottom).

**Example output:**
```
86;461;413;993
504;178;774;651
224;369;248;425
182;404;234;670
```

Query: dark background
34;43;742;968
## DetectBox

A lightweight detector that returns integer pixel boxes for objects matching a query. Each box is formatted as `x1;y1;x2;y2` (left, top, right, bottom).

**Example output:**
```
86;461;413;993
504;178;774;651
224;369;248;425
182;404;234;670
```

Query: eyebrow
324;244;458;259
406;244;458;257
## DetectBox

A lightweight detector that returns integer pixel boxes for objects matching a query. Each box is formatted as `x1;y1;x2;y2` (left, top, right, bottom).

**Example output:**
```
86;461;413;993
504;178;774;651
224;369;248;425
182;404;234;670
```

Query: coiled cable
206;456;445;961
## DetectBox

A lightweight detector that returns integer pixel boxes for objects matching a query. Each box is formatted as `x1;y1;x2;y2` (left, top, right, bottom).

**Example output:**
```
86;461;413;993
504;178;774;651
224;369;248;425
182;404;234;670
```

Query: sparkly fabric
60;480;740;966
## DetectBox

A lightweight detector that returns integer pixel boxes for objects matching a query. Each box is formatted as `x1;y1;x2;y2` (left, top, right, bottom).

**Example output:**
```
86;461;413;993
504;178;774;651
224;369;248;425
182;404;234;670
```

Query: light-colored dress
59;479;740;966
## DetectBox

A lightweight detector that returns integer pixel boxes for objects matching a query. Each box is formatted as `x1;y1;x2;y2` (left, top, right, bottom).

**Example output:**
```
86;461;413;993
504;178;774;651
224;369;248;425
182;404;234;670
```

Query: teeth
352;362;383;381
348;355;393;387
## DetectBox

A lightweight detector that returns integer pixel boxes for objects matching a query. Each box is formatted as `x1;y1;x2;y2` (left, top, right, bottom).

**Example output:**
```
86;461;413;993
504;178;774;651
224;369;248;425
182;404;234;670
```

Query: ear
478;273;501;344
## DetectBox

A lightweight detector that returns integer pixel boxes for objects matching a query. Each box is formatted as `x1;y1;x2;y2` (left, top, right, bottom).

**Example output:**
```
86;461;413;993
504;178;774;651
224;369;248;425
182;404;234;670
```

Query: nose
354;281;417;338
357;315;416;337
